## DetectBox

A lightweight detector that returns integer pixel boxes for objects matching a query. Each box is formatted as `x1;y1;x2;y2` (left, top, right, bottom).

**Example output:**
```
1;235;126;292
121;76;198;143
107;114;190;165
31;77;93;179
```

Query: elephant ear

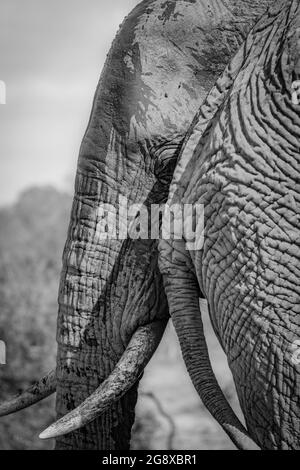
168;0;287;206
158;22;260;453
159;0;293;451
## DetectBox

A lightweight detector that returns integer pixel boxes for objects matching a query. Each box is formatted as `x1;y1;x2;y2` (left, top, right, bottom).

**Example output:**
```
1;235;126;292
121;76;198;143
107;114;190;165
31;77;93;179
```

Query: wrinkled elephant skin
53;0;277;450
0;0;277;450
160;0;300;450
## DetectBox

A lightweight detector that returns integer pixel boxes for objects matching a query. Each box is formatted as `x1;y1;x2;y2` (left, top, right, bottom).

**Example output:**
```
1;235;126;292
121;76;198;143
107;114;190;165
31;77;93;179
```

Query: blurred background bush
0;185;242;449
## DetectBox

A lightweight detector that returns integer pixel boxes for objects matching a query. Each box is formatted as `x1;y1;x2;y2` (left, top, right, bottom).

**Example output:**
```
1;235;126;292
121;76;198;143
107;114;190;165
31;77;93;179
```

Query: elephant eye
153;140;183;185
154;155;178;185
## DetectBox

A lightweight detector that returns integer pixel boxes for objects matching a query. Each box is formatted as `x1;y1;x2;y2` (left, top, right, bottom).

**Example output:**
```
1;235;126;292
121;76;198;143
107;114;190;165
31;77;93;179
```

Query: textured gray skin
159;0;300;450
52;0;276;450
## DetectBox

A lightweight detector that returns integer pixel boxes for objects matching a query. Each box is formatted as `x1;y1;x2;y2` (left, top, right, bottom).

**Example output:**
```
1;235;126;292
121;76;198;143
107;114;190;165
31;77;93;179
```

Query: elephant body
160;0;300;449
54;0;277;449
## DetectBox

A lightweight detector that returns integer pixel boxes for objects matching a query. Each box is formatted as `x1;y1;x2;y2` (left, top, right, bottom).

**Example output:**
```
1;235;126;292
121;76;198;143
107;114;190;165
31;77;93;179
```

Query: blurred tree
0;186;72;449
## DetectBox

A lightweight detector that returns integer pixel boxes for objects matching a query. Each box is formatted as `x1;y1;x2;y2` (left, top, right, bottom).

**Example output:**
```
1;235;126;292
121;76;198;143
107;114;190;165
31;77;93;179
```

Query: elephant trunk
160;258;259;450
52;161;168;449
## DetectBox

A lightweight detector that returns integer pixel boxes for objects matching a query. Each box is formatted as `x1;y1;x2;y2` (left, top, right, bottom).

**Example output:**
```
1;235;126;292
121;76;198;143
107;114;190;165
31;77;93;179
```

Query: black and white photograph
0;0;299;454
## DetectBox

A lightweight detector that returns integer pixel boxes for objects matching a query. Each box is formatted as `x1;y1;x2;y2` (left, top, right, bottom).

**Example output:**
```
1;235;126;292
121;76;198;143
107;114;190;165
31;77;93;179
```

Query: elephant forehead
104;0;268;143
123;0;226;139
79;0;278;183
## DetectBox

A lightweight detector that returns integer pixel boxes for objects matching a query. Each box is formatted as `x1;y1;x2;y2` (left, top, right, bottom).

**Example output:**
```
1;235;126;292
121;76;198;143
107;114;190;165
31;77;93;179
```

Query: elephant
159;0;300;450
0;0;281;450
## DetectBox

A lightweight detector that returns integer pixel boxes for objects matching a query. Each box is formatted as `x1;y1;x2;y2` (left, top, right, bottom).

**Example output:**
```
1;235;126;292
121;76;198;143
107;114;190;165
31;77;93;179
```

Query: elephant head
0;0;277;450
159;0;300;450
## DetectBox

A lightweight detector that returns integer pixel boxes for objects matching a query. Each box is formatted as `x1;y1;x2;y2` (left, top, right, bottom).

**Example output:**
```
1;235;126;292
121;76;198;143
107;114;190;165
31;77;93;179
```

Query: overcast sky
0;0;139;206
